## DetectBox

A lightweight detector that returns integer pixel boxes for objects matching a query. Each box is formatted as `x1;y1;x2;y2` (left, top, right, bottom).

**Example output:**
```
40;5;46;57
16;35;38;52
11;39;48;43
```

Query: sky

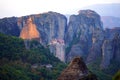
0;0;120;18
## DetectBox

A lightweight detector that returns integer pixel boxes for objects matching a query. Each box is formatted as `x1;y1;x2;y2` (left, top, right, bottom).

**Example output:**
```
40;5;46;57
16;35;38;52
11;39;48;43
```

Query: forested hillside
0;33;66;80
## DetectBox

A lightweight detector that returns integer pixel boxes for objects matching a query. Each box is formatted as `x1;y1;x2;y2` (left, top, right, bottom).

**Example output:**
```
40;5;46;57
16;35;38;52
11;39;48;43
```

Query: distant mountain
81;3;120;18
101;16;120;29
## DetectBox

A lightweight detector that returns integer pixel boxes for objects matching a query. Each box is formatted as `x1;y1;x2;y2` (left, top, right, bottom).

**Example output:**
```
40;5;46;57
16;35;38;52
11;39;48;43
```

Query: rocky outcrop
32;12;67;45
49;39;65;62
65;10;102;46
100;28;120;69
0;10;120;67
65;10;103;61
17;12;67;45
100;40;113;69
0;17;20;36
31;12;67;62
0;12;67;62
87;28;104;63
112;33;120;62
57;57;98;80
20;17;40;40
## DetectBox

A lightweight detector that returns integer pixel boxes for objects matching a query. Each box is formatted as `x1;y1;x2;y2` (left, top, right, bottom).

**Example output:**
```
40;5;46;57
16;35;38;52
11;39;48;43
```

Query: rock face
17;12;67;45
100;28;120;69
57;57;98;80
100;40;113;69
49;39;65;62
0;12;67;62
20;17;40;40
32;12;67;45
87;28;104;63
112;33;120;62
0;10;120;67
0;17;20;36
19;12;67;62
66;10;103;45
65;10;103;61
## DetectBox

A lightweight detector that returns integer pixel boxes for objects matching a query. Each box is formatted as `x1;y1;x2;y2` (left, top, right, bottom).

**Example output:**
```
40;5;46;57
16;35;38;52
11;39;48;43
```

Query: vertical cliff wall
18;12;67;62
87;28;104;63
0;12;67;62
65;10;103;61
17;12;67;61
100;28;120;69
20;17;40;40
0;10;120;66
100;40;113;69
49;39;65;62
0;17;20;36
31;12;67;45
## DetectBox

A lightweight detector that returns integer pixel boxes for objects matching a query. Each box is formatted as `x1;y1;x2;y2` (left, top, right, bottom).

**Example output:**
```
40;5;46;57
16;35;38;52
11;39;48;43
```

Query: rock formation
20;17;40;40
100;28;120;69
49;39;65;62
100;40;113;69
0;17;20;36
32;11;67;45
0;12;67;62
112;34;120;61
0;10;120;68
29;12;67;62
65;10;103;61
57;57;98;80
87;27;104;63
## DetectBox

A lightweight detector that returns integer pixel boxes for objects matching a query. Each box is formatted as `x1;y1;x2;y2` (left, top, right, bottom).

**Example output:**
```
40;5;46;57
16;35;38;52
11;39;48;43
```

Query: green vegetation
112;70;120;80
103;60;120;75
87;58;112;80
87;53;120;80
0;33;67;80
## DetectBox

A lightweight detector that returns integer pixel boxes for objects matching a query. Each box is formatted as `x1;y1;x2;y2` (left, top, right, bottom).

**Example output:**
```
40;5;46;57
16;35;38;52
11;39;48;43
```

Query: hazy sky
0;0;120;18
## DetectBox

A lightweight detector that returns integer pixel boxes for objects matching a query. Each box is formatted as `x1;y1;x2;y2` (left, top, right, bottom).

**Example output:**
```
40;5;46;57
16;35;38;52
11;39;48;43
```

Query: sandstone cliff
57;57;98;80
17;12;67;45
19;12;67;62
20;17;40;40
